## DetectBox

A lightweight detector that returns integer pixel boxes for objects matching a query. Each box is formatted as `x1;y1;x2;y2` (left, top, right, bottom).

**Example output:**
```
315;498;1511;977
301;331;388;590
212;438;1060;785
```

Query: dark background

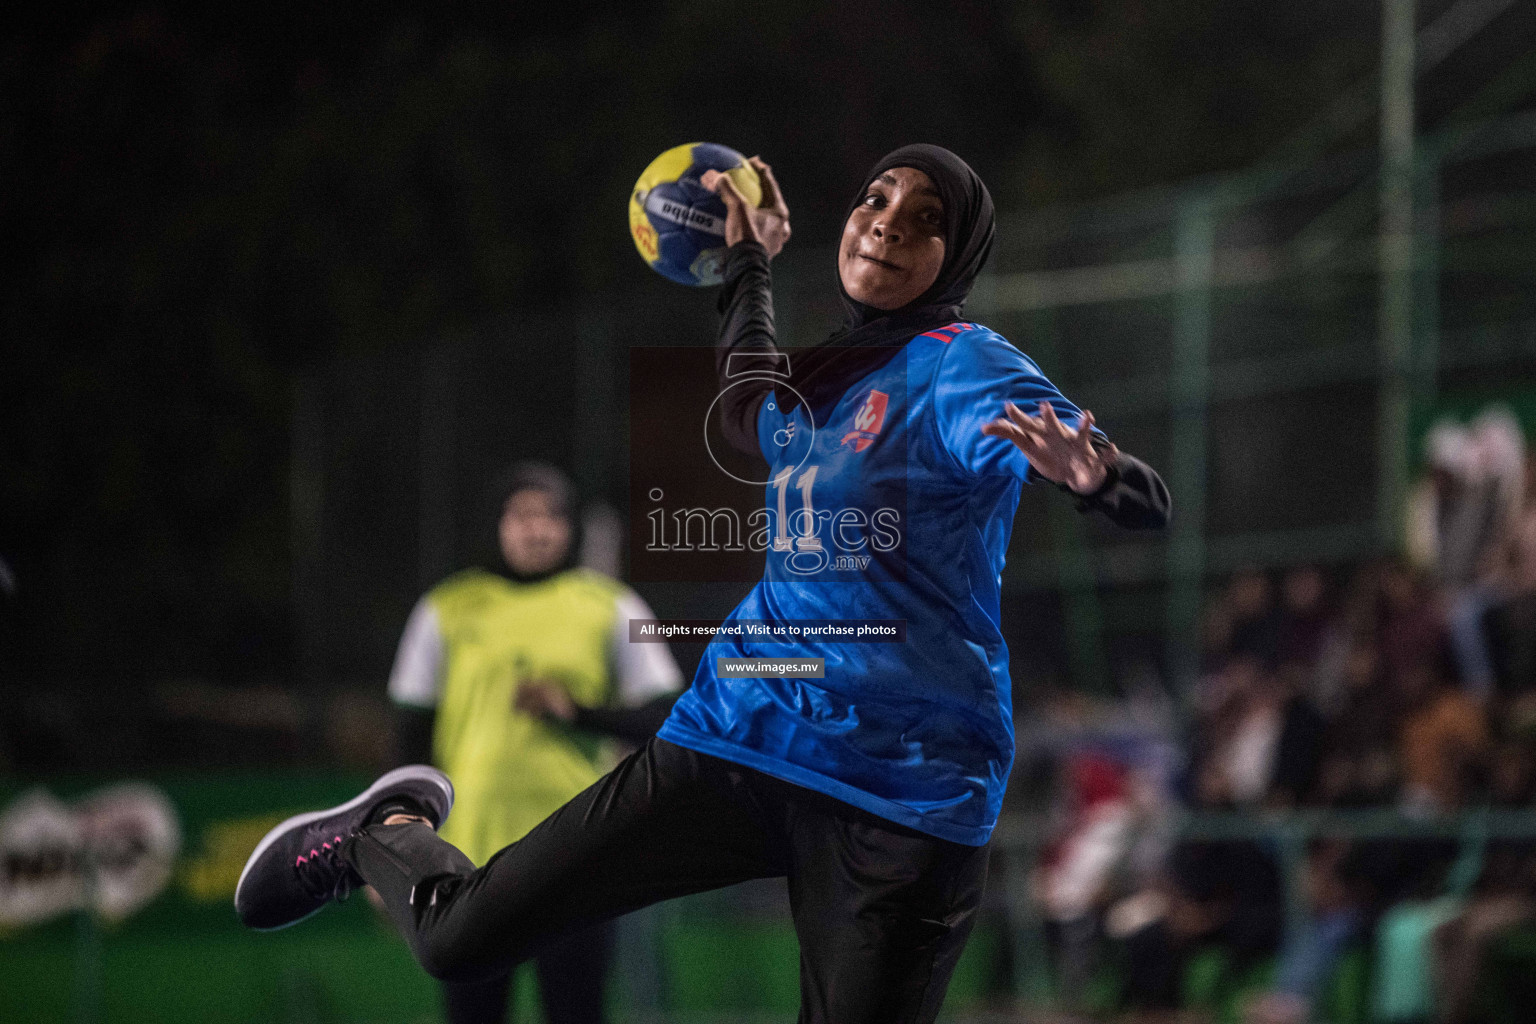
4;2;1533;768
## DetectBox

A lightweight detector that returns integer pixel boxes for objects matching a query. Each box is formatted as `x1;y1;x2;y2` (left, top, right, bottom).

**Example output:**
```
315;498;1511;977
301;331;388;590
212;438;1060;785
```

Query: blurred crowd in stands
1029;406;1536;1023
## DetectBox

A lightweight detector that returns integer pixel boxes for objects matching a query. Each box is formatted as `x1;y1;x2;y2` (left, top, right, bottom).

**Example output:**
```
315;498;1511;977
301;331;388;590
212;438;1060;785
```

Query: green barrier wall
2;774;441;1024
0;775;1002;1023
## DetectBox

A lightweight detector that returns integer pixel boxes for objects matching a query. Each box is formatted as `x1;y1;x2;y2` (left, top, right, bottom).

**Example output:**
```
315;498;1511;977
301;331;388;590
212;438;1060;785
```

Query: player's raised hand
981;402;1114;495
701;156;792;259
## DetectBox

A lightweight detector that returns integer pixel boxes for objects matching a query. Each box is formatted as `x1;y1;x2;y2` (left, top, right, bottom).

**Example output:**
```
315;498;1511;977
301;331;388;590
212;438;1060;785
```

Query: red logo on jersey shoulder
840;390;889;452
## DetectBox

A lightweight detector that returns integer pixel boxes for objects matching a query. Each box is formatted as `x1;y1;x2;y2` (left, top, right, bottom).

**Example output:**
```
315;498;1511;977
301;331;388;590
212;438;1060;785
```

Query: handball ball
629;143;762;286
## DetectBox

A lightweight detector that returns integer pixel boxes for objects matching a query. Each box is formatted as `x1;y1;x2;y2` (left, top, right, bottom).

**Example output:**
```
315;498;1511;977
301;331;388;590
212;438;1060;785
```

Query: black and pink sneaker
234;764;453;931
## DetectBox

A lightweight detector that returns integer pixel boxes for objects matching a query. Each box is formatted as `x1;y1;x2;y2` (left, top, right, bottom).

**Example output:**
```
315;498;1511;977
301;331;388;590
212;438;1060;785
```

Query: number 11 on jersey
771;465;823;552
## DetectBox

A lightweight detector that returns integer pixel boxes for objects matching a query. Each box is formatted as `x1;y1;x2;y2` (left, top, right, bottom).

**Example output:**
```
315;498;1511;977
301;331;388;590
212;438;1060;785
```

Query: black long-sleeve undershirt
571;693;680;746
715;241;781;456
1064;438;1173;531
714;241;1170;531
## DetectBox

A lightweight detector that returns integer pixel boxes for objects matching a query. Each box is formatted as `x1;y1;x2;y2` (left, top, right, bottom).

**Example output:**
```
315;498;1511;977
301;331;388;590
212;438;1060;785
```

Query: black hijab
481;461;582;584
779;144;996;415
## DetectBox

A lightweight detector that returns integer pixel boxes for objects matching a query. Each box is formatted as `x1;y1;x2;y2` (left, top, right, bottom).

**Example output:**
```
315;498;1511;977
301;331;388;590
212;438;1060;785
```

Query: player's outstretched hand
701;156;791;259
981;402;1114;495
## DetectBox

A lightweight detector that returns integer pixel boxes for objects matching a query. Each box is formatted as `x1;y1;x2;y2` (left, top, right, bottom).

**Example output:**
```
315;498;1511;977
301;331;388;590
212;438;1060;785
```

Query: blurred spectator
1433;843;1536;1023
1408;409;1527;697
1396;655;1488;816
1243;840;1374;1024
1379;561;1447;695
1312;562;1387;716
1188;655;1326;809
1276;566;1332;669
1488;739;1536;806
1037;752;1137;1004
1371;841;1463;1024
1316;636;1401;806
1421;729;1536;1022
1204;569;1280;670
1408;412;1524;590
1033;413;1534;1016
1486;452;1536;698
1112;841;1283;1015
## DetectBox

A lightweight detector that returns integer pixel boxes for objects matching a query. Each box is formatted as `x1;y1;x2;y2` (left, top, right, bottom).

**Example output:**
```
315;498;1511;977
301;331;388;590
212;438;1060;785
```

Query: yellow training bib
427;568;624;865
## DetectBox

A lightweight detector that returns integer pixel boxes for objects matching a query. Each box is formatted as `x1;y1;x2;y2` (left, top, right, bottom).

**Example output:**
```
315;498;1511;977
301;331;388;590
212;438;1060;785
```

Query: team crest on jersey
840;390;888;452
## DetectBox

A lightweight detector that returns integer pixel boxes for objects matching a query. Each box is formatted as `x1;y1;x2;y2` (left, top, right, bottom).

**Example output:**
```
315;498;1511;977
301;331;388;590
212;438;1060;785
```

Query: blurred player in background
238;146;1168;1024
386;461;683;1024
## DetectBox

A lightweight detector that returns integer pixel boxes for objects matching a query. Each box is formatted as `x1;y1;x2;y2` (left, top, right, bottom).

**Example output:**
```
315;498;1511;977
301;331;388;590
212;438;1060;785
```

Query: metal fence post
1377;0;1418;550
71;861;102;1024
1164;202;1215;693
1277;818;1312;956
1412;150;1440;432
1004;843;1054;1008
1031;308;1111;694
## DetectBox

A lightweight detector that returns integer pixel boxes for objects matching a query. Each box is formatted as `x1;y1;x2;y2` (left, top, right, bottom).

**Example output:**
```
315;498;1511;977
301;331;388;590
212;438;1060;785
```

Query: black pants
441;919;614;1024
346;737;988;1024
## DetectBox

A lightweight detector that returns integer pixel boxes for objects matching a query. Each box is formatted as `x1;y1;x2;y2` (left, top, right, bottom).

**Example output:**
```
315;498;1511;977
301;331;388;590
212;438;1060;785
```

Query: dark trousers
346;737;988;1024
441;919;614;1024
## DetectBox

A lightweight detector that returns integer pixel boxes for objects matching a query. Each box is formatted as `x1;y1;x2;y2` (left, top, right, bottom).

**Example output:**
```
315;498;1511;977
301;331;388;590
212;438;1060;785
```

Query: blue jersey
658;322;1090;845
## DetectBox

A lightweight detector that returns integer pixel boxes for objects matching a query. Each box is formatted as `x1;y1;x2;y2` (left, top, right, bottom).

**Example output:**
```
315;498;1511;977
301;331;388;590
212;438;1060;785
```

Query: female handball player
235;144;1170;1024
